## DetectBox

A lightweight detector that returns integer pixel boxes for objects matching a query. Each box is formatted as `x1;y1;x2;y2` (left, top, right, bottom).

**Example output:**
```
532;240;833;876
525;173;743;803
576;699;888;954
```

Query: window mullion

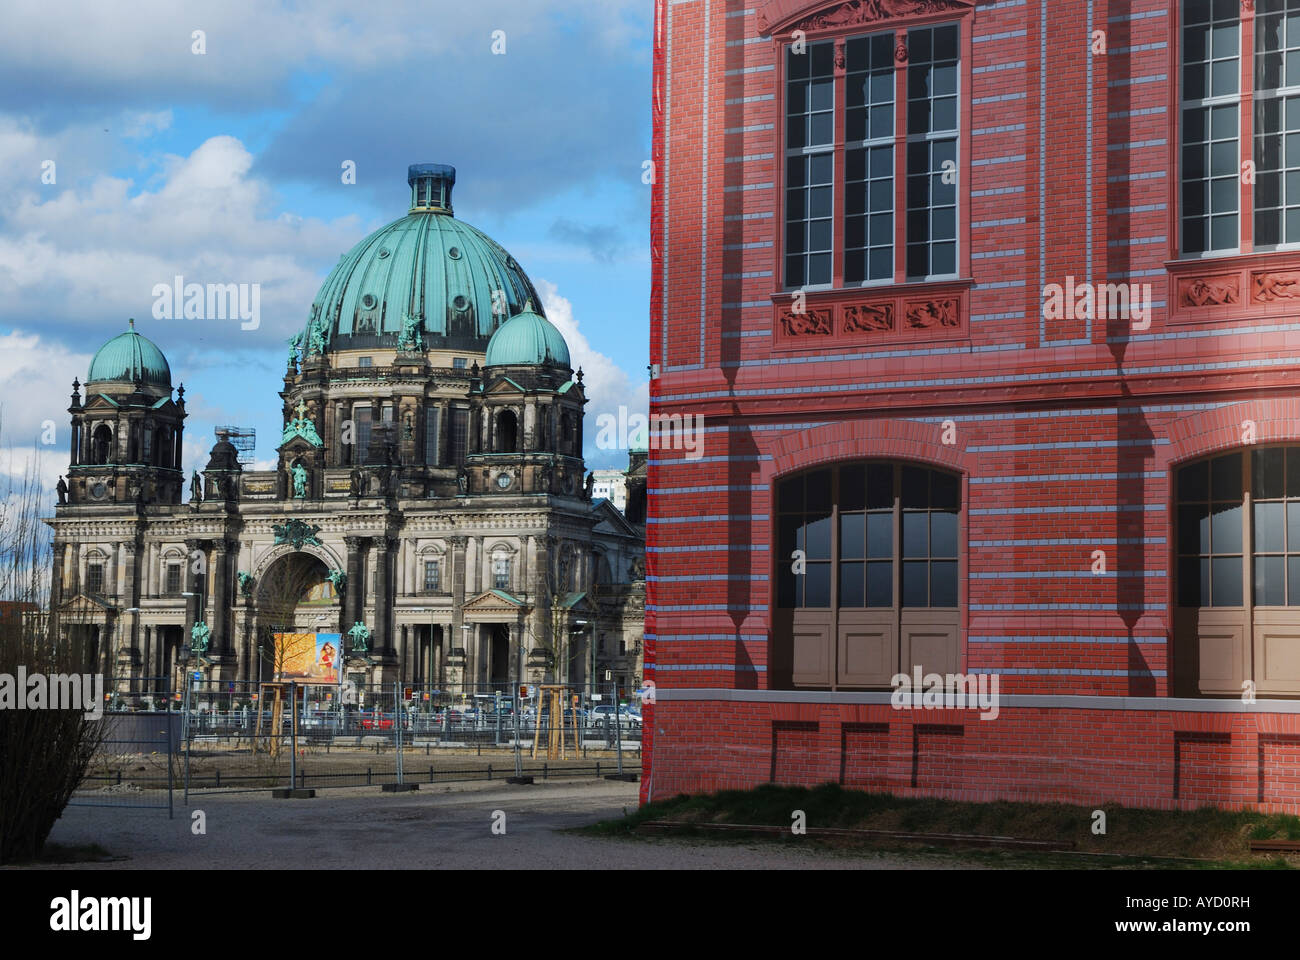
1242;10;1256;255
892;30;907;287
893;463;902;618
830;469;840;613
833;41;847;290
1244;452;1254;682
830;468;840;690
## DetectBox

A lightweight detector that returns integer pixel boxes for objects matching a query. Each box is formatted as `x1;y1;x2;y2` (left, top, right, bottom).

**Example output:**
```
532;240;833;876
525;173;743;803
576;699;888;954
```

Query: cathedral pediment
485;377;527;395
59;593;116;616
82;394;120;411
590;499;638;538
462;589;531;617
756;0;974;36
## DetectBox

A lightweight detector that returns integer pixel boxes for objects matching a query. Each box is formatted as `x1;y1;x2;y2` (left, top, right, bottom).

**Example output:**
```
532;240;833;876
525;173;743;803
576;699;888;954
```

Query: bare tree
256;557;333;681
0;426;102;863
531;541;595;686
0;418;53;606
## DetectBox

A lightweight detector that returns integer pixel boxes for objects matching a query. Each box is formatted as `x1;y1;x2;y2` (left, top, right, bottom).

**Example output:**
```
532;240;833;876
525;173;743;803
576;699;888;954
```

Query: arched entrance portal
249;552;341;685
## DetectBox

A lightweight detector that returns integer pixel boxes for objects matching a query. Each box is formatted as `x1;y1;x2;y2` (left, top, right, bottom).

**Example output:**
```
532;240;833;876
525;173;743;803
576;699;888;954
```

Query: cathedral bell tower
64;319;186;507
468;302;588;498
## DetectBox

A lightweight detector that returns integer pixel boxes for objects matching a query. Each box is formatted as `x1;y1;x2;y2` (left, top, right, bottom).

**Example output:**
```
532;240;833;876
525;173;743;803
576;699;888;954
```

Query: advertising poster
273;632;342;684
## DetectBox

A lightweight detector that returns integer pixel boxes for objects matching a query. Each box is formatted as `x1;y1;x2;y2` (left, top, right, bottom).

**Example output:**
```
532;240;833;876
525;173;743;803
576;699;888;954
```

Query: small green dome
485;305;571;369
87;321;172;387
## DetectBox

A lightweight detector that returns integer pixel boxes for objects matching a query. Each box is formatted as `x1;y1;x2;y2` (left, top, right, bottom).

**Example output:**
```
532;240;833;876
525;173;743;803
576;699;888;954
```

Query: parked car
535;707;586;728
301;711;332;729
359;711;394;730
589;705;641;728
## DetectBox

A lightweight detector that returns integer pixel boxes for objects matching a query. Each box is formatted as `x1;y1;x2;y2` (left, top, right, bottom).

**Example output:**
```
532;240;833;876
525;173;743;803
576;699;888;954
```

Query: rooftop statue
397;311;425;352
291;462;308;499
281;400;323;448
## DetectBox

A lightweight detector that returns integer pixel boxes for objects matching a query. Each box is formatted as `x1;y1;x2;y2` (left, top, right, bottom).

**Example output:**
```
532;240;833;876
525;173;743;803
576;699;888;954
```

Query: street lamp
461;623;473;690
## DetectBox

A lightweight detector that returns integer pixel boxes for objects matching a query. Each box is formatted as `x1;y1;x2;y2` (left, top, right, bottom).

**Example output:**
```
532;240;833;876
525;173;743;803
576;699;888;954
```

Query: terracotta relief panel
779;307;833;336
1178;274;1240;308
904;297;960;329
1252;270;1300;303
773;286;967;348
842;302;894;333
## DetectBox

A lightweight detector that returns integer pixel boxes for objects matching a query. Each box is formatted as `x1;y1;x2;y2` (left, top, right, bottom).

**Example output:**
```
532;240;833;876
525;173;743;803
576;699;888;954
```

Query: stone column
468;537;481;596
324;400;338;468
233;611;249;685
50;545;64;611
434;626;444;684
343;536;365;635
183;538;203;643
121;541;139;673
97;621;113;678
212;540;231;658
105;542;119;602
373;535;393;658
449;536;467;678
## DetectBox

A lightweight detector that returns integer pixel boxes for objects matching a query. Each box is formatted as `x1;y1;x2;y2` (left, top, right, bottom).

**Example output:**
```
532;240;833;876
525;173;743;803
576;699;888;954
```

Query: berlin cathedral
47;164;646;695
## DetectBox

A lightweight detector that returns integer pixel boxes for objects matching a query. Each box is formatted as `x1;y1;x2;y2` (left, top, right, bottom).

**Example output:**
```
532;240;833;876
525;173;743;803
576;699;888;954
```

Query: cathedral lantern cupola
408;163;456;214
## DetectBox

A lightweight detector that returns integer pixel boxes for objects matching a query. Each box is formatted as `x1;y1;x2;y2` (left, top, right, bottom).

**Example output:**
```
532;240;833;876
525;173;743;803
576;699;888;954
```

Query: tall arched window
492;552;512;591
91;424;113;465
496;410;519;453
1175;447;1300;696
774;461;961;689
559;408;574;455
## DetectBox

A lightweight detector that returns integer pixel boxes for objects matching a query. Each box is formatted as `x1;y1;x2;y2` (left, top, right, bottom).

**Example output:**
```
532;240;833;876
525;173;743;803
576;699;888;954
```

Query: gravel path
36;779;982;870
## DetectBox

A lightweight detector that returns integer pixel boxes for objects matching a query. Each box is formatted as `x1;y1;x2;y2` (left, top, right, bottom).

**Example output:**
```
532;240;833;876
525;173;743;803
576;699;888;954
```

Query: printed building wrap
647;0;1300;811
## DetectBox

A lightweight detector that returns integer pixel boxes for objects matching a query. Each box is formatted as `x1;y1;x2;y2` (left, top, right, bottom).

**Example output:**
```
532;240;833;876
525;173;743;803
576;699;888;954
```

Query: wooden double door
774;461;961;690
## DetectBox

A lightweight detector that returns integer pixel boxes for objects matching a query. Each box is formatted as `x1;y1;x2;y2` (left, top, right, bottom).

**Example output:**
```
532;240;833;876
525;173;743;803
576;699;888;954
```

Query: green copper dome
485;304;571;369
300;163;543;356
87;320;172;387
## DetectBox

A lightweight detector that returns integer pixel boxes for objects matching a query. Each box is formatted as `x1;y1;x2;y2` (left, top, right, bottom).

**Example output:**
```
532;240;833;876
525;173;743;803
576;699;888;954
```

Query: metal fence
181;680;642;796
70;680;176;816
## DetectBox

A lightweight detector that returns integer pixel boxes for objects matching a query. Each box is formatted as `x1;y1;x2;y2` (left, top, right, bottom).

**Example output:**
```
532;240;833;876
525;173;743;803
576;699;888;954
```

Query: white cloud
534;278;647;469
0;130;363;356
0;0;647;111
0;331;92;446
122;110;173;139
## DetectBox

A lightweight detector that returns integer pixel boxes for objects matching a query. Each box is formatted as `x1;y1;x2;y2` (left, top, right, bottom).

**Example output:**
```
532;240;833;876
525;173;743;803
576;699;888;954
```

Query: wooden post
532;691;542;759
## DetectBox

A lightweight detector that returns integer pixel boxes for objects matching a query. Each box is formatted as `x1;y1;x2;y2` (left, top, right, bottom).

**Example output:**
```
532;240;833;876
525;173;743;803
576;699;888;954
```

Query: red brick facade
645;0;1300;813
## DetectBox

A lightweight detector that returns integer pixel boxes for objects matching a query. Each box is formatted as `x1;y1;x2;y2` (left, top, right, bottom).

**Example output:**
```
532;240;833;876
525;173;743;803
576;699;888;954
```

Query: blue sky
0;0;652;493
